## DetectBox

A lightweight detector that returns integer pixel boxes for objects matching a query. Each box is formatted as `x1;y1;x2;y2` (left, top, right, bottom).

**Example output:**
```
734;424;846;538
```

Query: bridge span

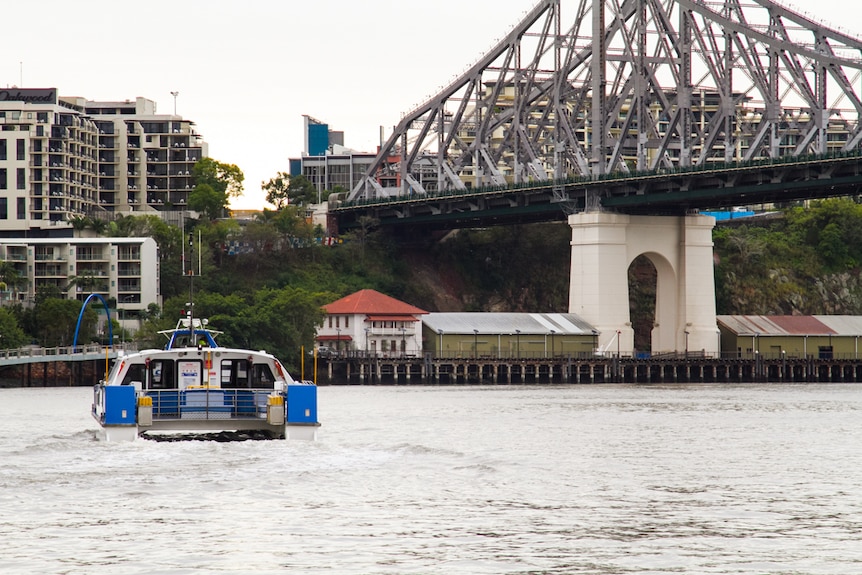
0;345;133;387
332;151;862;232
328;0;862;358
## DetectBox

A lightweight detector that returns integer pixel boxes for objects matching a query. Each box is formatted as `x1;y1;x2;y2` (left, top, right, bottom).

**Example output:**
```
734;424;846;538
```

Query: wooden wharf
317;353;862;385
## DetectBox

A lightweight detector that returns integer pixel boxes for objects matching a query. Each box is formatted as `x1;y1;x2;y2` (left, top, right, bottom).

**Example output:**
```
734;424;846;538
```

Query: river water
1;383;861;574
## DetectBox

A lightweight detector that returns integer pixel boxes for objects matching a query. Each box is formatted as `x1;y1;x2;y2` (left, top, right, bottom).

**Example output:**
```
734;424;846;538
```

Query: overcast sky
0;0;854;209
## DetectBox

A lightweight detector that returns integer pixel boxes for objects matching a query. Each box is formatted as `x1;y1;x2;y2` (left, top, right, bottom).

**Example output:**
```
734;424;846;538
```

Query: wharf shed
718;315;862;359
422;312;598;358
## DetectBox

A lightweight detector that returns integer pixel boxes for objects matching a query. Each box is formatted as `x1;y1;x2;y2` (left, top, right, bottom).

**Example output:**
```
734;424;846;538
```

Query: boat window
149;359;176;389
220;359;250;388
122;363;146;387
252;364;276;389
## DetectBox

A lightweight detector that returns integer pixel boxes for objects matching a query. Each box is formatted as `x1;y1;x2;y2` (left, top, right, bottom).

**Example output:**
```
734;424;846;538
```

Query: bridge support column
568;212;719;355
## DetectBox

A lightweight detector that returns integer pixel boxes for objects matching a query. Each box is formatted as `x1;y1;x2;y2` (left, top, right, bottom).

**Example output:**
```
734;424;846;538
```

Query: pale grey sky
1;0;855;209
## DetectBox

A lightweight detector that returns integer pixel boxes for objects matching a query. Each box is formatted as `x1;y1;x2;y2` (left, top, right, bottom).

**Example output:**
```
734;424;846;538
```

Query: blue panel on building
104;385;137;425
286;385;318;423
308;123;329;156
289;159;303;177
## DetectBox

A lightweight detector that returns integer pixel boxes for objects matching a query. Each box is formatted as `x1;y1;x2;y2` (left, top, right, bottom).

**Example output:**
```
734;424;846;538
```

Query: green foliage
189;183;226;221
262;171;291;209
193;157;245;198
434;224;571;311
35;299;97;347
191;158;245;220
286;175;319;206
714;198;862;315
108;214;186;300
0;307;27;348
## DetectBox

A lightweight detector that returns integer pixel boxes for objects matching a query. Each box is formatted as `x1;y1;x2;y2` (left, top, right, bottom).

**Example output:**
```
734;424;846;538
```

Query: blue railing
147;388;274;420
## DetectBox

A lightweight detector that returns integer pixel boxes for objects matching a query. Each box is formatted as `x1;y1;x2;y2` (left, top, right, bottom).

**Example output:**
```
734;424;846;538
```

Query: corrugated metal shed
814;315;862;335
718;315;836;335
423;312;596;335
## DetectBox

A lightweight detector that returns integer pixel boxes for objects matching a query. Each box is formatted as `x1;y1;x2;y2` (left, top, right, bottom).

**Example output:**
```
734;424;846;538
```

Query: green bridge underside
333;152;862;231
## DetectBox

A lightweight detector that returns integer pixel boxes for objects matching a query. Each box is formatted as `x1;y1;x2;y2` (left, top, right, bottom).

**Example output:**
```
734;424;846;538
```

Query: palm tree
0;261;27;304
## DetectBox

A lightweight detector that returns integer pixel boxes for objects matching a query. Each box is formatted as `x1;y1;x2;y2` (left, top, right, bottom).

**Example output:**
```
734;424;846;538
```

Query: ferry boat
92;311;319;441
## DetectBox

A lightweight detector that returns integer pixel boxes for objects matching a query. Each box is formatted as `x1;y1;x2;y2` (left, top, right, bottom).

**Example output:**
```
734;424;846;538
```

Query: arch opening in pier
628;254;657;355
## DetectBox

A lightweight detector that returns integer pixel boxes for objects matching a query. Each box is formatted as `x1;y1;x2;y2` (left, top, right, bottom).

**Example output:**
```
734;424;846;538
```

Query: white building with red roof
319;289;428;357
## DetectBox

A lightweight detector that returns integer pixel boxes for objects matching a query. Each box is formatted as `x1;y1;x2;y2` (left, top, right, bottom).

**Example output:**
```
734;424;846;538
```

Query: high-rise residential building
0;87;207;238
0;237;160;328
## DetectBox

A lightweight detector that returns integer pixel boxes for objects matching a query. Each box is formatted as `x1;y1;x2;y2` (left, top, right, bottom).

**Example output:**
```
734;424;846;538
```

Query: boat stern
285;383;320;440
92;384;141;441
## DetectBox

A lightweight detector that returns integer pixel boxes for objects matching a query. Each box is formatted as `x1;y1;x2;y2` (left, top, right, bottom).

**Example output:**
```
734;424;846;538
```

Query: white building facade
319;289;428;357
0;88;206;236
0;237;160;331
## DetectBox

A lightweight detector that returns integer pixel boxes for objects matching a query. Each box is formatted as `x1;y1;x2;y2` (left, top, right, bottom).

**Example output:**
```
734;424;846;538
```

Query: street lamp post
684;329;690;359
364;327;370;356
550;329;556;358
336;327;341;356
437;329;443;358
170;91;179;115
515;329;521;358
473;329;479;358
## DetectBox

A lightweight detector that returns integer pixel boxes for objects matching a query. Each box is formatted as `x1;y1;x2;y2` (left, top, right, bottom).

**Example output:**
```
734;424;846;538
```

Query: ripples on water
1;384;861;574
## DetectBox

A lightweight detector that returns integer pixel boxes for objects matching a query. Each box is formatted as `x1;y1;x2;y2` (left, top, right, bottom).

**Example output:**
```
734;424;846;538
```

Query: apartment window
0;168;6;190
16;168;25;190
16;139;25;160
17;198;25;219
0;198;7;220
0;139;6;160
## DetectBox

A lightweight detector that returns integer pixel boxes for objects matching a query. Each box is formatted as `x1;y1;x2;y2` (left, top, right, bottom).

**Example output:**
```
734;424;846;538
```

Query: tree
0;307;27;349
193;157;245;198
35;298;97;346
262;171;291;210
107;214;185;300
0;261;27;303
191;158;245;220
286;175;319;206
189;183;227;221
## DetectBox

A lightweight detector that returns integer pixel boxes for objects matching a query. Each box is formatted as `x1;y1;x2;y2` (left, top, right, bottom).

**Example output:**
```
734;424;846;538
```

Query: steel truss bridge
336;0;862;230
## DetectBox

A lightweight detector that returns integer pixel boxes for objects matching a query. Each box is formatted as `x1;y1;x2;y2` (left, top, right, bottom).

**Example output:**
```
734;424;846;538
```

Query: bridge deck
333;151;862;231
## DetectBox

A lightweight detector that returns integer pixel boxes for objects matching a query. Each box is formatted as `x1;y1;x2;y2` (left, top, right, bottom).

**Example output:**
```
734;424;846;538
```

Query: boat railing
145;388;276;420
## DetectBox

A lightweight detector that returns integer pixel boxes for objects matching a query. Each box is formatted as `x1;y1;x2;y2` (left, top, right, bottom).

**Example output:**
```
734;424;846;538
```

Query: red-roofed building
318;289;428;356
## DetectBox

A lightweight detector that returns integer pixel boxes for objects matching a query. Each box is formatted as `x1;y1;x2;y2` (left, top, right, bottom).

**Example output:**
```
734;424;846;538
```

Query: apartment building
0;237;159;329
0;88;207;237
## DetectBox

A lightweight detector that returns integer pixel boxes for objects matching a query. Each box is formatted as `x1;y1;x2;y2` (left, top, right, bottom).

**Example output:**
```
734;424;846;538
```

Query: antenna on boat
187;232;194;337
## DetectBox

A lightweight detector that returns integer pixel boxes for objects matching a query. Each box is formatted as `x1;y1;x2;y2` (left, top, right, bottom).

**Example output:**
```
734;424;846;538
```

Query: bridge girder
348;0;862;204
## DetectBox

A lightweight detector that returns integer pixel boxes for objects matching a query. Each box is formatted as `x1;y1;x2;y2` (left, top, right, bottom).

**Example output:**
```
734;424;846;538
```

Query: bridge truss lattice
349;0;862;203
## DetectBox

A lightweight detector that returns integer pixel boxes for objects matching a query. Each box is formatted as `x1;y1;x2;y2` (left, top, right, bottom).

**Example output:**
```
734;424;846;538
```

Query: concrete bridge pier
568;212;720;356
